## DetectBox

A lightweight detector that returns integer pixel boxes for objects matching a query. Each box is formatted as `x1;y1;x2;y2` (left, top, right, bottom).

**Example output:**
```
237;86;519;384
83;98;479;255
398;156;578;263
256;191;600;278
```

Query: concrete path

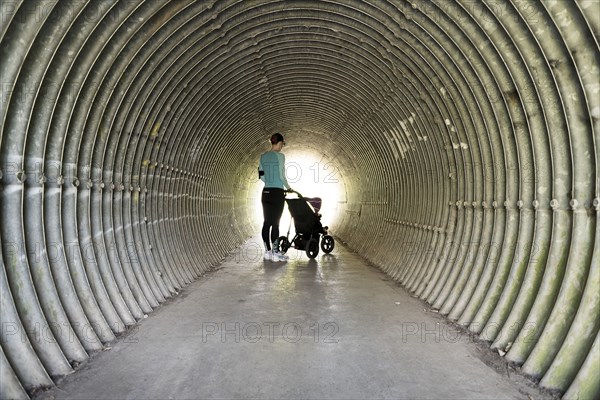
36;239;548;400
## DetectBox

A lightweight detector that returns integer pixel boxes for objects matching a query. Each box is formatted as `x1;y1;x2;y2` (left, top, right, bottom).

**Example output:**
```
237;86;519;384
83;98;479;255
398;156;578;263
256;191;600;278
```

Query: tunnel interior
0;1;598;399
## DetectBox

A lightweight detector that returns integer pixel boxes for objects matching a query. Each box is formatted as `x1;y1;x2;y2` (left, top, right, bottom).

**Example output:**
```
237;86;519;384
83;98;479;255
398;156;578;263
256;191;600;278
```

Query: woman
258;133;292;262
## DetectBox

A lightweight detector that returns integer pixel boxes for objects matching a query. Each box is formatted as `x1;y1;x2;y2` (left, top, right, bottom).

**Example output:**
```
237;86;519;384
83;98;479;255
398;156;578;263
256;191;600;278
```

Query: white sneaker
264;250;272;261
271;251;288;262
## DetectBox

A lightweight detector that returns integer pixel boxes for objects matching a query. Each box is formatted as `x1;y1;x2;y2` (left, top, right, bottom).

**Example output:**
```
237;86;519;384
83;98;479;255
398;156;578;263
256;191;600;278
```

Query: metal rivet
73;178;80;187
593;198;599;211
550;199;559;210
532;200;539;209
86;181;93;189
504;200;510;208
570;199;578;210
482;201;488;209
38;175;47;184
16;170;27;183
492;201;498;209
517;200;524;209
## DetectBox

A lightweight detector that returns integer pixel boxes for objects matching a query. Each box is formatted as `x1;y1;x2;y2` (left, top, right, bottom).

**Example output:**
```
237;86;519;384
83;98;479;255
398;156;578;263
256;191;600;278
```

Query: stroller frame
277;190;335;259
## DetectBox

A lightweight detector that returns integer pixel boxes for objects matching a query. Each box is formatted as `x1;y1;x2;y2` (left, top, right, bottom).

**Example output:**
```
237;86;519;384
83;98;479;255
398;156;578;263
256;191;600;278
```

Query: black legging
261;188;285;250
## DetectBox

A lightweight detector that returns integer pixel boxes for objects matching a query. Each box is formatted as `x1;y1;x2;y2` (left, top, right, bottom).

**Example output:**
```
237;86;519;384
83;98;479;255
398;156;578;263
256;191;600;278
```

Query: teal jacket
258;151;290;190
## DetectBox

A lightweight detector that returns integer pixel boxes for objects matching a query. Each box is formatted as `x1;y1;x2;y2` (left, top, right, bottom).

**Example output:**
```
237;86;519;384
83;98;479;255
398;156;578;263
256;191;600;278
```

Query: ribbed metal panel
0;1;597;398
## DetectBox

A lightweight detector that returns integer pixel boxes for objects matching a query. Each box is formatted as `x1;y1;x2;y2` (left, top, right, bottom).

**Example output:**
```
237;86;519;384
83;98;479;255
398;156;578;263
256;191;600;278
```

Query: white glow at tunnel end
251;149;346;236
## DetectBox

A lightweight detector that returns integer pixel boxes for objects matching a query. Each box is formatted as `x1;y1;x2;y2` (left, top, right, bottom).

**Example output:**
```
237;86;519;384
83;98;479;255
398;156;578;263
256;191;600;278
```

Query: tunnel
0;0;598;399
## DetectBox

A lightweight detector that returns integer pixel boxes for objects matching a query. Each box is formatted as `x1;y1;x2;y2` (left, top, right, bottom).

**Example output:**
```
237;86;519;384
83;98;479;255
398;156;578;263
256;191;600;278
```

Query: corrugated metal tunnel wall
0;0;598;399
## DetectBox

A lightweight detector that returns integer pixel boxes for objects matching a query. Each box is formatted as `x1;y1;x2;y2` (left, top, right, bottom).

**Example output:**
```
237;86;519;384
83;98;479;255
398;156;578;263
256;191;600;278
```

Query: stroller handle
285;189;303;198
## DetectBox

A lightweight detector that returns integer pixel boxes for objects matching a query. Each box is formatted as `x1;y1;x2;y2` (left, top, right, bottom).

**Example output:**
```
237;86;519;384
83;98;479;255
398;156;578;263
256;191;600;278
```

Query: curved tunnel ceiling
0;1;598;399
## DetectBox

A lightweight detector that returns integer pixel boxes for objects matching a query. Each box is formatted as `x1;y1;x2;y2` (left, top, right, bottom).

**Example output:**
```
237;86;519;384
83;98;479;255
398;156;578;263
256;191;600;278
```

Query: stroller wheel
305;238;319;259
277;236;291;253
321;235;335;253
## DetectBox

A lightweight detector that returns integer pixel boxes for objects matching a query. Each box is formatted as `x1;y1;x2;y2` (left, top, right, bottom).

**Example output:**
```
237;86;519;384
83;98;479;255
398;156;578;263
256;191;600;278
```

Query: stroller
277;190;335;259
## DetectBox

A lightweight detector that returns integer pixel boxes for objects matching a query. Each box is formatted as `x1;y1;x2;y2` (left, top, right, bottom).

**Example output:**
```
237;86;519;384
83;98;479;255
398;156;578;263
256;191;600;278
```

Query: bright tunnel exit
251;147;347;247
